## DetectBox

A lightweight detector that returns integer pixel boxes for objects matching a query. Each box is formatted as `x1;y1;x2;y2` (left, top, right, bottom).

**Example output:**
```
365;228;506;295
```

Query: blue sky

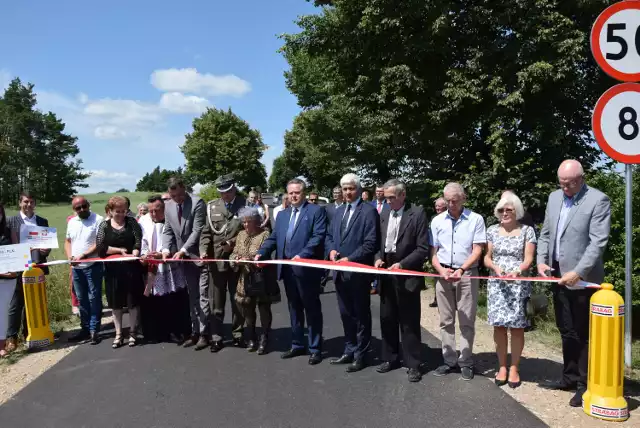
0;0;317;193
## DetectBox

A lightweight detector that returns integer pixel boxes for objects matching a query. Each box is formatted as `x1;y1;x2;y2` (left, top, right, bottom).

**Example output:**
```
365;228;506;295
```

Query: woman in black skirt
97;196;144;348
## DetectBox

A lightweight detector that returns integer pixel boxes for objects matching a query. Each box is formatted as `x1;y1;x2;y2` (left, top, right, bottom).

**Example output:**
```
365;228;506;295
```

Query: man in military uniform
199;174;247;352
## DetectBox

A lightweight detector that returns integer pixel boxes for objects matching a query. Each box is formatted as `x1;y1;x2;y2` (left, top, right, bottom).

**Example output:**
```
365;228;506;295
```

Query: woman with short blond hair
483;192;536;389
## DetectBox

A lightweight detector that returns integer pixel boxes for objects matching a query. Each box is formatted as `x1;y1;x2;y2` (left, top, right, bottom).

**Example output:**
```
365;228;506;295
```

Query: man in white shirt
272;193;289;224
140;194;189;343
5;192;51;352
430;183;486;381
65;196;104;345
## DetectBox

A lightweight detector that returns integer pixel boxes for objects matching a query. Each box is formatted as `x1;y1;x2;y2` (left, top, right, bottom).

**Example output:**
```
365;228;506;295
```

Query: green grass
4;191;151;339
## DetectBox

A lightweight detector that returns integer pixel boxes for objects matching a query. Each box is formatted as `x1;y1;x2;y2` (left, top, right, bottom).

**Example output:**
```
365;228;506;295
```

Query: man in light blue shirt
430;183;486;381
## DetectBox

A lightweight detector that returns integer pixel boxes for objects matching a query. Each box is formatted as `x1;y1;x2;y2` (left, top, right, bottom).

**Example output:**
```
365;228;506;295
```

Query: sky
0;0;318;193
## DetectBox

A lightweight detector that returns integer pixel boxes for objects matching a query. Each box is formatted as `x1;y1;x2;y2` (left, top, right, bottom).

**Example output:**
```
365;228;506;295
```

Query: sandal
128;335;137;347
112;336;123;349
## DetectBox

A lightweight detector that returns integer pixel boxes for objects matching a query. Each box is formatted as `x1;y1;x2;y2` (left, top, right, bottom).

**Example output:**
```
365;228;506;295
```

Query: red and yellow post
21;266;54;349
582;283;629;422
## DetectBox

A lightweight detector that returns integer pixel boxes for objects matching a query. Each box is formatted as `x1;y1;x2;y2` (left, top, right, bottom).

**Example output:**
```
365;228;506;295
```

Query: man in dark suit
372;184;389;215
257;178;327;365
326;173;380;372
5;192;51;351
374;179;429;382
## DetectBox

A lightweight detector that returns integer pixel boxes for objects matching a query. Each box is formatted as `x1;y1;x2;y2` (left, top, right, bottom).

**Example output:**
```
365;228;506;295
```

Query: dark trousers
335;273;372;361
241;298;272;341
283;266;323;354
552;261;595;389
141;288;191;342
380;253;422;369
210;269;244;341
6;277;27;339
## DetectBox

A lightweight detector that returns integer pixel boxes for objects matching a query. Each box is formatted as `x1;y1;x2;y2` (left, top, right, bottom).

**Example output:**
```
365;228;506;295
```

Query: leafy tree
268;155;297;193
280;0;613;221
0;78;87;204
182;107;267;191
116;188;130;193
136;166;187;192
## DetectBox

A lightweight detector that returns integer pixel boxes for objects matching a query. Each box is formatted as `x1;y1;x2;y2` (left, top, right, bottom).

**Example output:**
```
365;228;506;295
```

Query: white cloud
94;125;127;140
159;92;210;114
85;169;138;193
150;68;251;97
0;69;12;91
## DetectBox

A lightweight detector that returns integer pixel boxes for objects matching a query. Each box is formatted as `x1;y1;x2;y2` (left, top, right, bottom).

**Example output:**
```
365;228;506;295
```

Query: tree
136;166;187;192
0;78;87;204
280;0;613;218
182;107;267;191
268;155;297;193
116;188;130;193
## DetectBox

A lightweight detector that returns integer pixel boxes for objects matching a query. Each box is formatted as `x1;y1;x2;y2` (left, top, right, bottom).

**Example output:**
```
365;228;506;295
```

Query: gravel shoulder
420;289;640;427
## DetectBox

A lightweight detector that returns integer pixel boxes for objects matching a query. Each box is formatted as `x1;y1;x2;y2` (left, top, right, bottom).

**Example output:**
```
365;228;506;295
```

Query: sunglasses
497;208;514;214
73;203;89;212
309;198;317;202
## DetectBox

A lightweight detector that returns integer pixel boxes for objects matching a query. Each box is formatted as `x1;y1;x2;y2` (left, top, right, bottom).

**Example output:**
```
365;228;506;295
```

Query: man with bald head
65;197;104;344
537;159;611;407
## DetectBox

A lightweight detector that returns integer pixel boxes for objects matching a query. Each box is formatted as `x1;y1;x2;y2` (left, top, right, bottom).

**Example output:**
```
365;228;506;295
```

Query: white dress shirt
20;211;37;227
342;198;360;229
431;208;486;268
384;206;404;253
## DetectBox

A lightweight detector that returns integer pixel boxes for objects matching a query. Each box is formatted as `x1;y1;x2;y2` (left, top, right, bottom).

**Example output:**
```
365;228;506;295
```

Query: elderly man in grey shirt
430;183;486;381
537;159;611;407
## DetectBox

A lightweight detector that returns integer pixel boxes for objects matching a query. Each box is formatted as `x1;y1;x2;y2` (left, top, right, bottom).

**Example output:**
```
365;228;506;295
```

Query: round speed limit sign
593;83;640;163
591;1;640;81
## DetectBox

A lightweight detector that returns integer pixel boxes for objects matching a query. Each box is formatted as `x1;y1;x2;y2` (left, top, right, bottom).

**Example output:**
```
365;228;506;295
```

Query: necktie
340;204;351;238
385;211;399;253
377;202;382;213
178;204;183;224
286;207;298;241
226;202;232;212
151;223;157;250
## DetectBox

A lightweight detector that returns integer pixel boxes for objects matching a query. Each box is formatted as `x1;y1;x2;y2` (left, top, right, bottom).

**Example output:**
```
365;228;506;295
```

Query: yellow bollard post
22;265;54;350
582;283;629;422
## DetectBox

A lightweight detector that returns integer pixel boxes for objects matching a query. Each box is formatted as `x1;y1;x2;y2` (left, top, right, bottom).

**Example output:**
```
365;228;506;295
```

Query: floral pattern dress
487;224;536;328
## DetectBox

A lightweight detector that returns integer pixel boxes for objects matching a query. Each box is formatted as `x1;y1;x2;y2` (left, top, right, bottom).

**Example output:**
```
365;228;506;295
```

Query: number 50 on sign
593;83;640;164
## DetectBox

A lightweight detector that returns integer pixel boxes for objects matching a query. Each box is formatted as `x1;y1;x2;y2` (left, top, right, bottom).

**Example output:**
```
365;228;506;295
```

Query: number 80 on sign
593;83;640;164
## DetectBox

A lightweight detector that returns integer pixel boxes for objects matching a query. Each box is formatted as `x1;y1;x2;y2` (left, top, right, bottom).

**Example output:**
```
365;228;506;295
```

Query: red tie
377;202;382;214
178;204;183;224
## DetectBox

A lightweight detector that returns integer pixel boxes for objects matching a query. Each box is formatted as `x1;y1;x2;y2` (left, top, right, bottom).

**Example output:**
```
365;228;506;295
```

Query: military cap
215;174;236;192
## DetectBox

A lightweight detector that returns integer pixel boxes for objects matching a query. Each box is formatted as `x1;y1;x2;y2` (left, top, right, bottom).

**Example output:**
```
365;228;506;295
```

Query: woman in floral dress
484;192;536;389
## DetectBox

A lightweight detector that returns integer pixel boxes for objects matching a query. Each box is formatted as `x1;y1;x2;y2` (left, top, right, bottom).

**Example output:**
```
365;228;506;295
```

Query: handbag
244;268;267;297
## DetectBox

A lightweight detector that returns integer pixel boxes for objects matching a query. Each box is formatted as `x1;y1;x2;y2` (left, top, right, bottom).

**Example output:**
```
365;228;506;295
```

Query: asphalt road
0;282;545;428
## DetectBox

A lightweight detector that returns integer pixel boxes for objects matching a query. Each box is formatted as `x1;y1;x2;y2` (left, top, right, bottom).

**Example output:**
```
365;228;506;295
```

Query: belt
440;264;461;270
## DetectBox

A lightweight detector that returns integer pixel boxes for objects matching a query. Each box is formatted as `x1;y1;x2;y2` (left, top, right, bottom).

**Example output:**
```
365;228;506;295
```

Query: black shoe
429;300;438;308
308;353;322;365
508;380;521;389
68;330;90;343
330;354;354;365
432;364;456;377
257;336;268;355
210;340;224;353
569;389;585;407
495;377;508;387
408;368;422;382
346;359;366;373
182;336;199;348
168;333;183;344
281;348;306;359
376;361;401;373
89;332;101;345
194;337;210;351
461;367;474;381
539;380;577;391
232;337;245;348
247;341;258;352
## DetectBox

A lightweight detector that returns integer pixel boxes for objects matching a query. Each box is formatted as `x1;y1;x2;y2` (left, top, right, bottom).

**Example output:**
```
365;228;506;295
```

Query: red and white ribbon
35;255;601;289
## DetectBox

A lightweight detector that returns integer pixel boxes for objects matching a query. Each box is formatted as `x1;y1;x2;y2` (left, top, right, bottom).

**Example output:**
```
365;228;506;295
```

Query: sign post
591;1;640;369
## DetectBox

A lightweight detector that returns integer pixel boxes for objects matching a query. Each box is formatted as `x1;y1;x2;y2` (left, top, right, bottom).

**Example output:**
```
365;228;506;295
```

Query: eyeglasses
162;197;171;201
73;203;89;212
497;208;514;214
309;198;317;202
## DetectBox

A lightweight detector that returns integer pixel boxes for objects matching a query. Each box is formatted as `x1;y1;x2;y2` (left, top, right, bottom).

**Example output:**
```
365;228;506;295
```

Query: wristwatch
456;268;465;274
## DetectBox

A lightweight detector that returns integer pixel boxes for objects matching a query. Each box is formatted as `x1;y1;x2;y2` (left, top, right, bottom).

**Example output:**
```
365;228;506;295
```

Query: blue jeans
72;264;104;333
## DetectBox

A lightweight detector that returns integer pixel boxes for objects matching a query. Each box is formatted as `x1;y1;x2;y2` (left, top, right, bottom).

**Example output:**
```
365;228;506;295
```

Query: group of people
0;159;610;408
